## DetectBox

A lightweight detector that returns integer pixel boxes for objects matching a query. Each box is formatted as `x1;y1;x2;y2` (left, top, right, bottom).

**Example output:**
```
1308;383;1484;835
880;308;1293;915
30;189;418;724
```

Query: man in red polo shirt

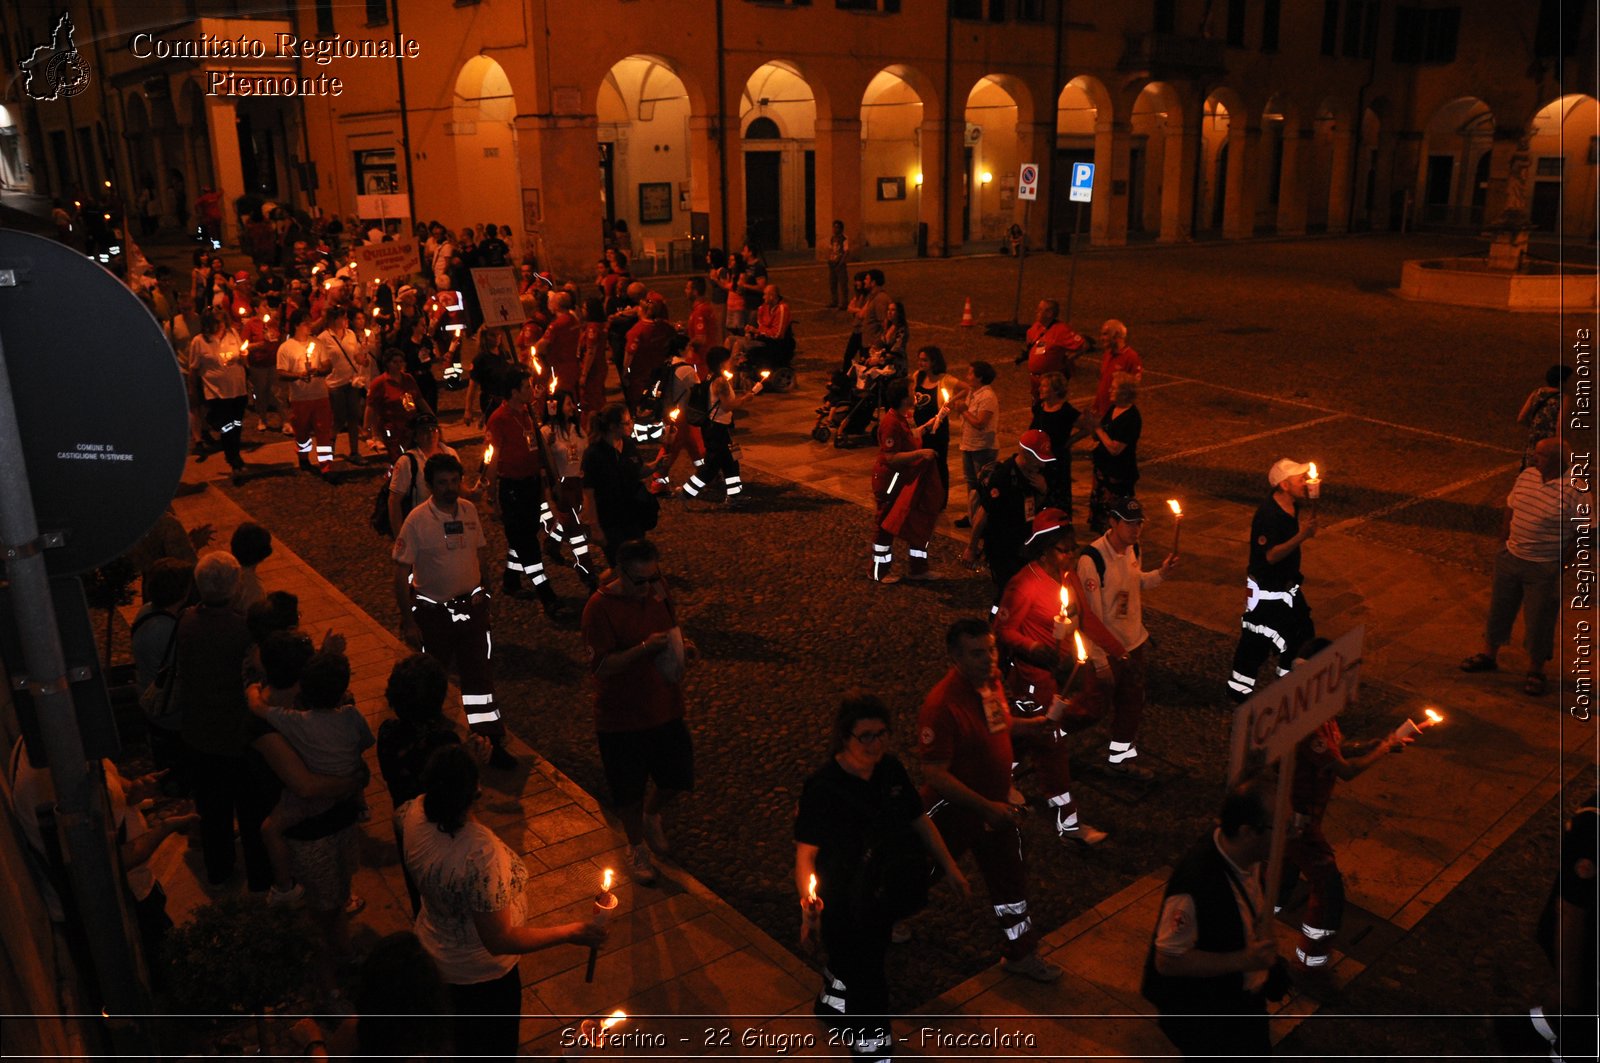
684;277;718;376
919;619;1071;984
538;291;582;390
624;297;677;417
581;538;693;887
485;370;571;622
1018;299;1087;401
994;512;1123;833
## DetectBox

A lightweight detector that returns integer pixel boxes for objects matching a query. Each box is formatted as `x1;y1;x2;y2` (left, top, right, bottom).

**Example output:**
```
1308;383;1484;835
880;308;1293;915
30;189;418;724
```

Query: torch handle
584;945;599;982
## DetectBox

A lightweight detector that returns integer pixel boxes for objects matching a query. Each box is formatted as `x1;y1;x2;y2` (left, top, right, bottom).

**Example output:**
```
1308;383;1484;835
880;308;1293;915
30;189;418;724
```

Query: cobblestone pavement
206;232;1589;1050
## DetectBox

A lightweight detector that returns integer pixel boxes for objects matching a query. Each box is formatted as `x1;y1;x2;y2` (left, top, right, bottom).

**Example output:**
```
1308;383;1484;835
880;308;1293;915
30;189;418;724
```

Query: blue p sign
1070;162;1095;203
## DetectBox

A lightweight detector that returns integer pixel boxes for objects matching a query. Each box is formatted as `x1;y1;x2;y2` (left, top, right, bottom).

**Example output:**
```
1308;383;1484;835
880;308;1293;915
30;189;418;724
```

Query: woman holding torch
401;745;607;1060
794;694;967;1062
911;346;959;505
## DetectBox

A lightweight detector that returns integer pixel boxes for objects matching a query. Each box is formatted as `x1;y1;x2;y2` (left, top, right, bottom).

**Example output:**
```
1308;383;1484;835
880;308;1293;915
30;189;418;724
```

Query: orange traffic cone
959;297;975;327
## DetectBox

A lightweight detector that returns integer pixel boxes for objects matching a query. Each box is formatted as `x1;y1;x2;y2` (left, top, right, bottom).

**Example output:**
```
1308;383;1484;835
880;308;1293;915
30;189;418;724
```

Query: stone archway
1419;96;1494;228
450;57;523;250
859;67;928;254
1524;94;1598;237
1054;75;1109;247
738;61;817;252
962;75;1030;249
598;55;695;266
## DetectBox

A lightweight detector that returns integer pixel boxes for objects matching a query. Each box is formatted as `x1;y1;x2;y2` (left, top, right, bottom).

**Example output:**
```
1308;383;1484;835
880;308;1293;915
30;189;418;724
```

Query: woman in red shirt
870;379;945;584
578;297;609;432
364;349;432;461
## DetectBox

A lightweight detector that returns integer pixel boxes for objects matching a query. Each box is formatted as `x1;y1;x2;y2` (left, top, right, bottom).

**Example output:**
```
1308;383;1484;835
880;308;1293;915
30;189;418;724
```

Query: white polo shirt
278;338;331;403
393;497;485;601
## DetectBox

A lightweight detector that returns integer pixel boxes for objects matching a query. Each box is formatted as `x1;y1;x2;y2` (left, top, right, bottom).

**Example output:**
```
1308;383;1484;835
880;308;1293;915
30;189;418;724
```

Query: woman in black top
581;402;653;566
911;345;957;504
794;694;966;1058
1030;370;1091;521
1089;373;1142;533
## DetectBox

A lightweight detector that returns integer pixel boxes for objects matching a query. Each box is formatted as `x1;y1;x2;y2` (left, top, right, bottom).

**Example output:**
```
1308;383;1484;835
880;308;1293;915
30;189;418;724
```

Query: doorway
744;151;781;249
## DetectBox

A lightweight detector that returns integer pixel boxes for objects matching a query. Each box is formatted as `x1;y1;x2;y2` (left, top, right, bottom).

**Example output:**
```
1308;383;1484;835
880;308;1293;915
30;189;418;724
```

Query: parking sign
1017;163;1039;201
1070;162;1095;203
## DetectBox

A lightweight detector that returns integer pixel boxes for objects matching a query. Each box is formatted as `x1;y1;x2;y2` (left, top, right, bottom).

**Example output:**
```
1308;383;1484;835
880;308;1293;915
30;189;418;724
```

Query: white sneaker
643;812;671;855
630;843;658;887
1061;823;1109;847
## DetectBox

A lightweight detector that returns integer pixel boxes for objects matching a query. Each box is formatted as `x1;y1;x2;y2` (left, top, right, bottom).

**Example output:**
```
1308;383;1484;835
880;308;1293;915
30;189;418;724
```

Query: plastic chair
641;237;664;274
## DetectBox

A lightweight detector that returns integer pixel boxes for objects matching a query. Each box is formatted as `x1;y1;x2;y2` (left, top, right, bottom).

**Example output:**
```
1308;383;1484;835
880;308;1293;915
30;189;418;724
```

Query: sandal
1459;653;1498;673
1523;673;1548;697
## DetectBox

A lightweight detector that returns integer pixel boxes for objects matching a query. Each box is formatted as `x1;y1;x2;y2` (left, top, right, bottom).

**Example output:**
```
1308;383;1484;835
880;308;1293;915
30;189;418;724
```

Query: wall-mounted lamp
913;172;923;186
980;171;993;184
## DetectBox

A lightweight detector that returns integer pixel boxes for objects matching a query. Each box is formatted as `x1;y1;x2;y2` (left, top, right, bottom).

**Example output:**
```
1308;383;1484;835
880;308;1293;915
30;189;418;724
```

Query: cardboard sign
471;266;527;326
1228;626;1364;780
356;193;410;221
353;239;419;283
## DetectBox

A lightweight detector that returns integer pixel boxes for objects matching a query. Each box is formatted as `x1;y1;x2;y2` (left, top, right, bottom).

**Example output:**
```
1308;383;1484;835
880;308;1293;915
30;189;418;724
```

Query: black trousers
449;964;522;1060
818;907;895;1061
1228;591;1315;702
498;475;553;597
204;395;247;469
1158;1006;1271;1058
188;746;273;889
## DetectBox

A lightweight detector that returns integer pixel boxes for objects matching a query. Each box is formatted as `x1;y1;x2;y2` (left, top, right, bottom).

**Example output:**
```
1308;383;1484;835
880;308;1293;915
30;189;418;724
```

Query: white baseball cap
1268;458;1311;487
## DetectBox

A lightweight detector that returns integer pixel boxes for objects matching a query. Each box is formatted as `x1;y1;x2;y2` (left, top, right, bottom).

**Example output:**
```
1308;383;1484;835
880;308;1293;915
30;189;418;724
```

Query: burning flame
324;280;334;290
760;370;771;380
722;369;734;381
668;408;680;422
601;1010;627;1030
306;342;316;354
807;873;818;902
240;341;249;354
1167;499;1183;517
1058;585;1070;616
601;868;614;893
483;444;495;465
531;355;543;375
940;387;950;404
551;374;559;391
1073;630;1088;663
262;313;270;323
364;328;372;338
237;305;248;316
1424;708;1443;725
1307;462;1320;481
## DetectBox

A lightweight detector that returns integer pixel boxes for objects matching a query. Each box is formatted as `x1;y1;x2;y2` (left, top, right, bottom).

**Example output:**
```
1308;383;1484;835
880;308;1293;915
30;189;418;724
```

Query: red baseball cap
1019;429;1056;463
1024;507;1073;545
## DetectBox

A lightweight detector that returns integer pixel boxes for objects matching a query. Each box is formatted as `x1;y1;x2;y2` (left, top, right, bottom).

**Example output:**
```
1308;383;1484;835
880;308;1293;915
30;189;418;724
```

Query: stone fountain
1399;142;1596;311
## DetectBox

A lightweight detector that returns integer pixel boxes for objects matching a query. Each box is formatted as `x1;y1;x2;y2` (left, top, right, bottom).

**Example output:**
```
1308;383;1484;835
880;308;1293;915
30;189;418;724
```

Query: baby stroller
811;366;893;447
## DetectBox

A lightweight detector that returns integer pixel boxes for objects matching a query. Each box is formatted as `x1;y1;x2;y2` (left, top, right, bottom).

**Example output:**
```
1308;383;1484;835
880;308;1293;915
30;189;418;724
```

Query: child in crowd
230;521;273;611
248;640;373;904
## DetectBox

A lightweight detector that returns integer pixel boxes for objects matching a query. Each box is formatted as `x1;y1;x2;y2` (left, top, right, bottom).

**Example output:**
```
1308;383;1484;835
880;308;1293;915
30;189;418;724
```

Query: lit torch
1049;632;1091;723
304;341;316;377
754;368;771;394
585;868;618;982
722;369;734;382
1167;498;1183;556
1305;462;1321;500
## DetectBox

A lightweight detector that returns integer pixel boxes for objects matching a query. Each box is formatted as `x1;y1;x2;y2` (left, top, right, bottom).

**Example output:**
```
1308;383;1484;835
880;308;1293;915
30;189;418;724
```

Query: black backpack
682;378;714;426
1080;540;1138;582
370;453;419;537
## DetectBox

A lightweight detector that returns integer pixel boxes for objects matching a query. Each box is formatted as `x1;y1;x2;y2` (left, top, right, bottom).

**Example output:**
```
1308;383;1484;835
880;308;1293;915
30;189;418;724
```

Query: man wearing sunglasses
580;539;693;887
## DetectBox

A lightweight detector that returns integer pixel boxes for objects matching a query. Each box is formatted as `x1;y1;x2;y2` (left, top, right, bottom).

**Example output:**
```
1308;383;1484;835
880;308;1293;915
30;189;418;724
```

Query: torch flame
551;374;559;391
262;313;270;323
531;355;543;375
484;444;495;465
240;341;249;354
1073;630;1088;663
1167;499;1183;517
760;370;771;380
238;305;248;316
1307;462;1319;481
601;1010;627;1030
668;408;680;422
940;387;950;404
807;873;818;902
601;868;614;893
307;342;316;354
1424;708;1443;724
364;328;372;338
722;369;734;381
1058;585;1070;615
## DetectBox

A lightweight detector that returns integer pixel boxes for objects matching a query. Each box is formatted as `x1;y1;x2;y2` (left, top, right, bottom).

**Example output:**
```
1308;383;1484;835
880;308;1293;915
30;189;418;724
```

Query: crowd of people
8;203;1587;1062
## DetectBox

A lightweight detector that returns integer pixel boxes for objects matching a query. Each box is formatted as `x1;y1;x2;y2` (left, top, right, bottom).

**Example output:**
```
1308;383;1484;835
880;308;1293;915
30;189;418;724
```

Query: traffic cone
959;297;975;327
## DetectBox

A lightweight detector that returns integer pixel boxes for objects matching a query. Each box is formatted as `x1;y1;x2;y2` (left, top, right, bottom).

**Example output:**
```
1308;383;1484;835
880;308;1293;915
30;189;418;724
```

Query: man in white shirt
393;453;514;768
1462;438;1585;697
1076;497;1177;779
952;360;1000;529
